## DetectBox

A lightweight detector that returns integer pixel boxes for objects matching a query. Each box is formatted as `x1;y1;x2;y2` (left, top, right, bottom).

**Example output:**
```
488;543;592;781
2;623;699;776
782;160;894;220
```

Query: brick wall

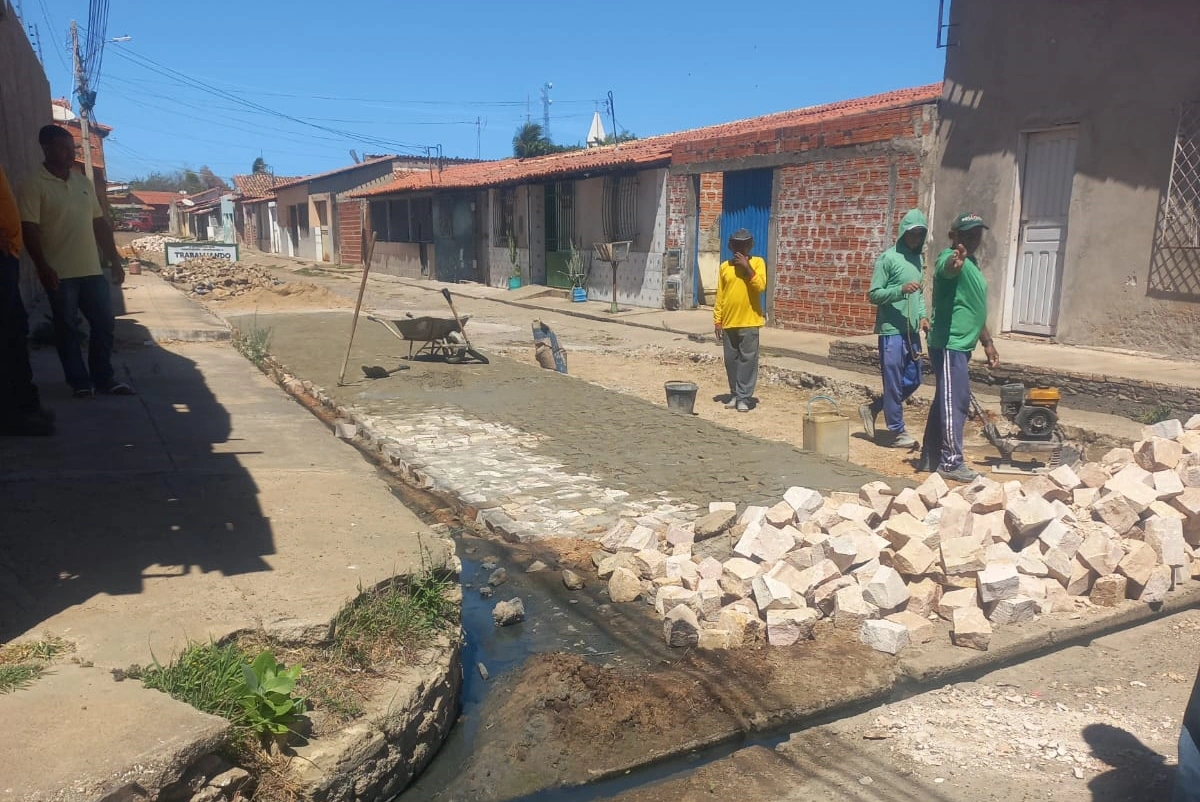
772;152;922;335
665;174;689;250
699;173;722;233
673;104;935;165
240;205;257;249
338;199;364;264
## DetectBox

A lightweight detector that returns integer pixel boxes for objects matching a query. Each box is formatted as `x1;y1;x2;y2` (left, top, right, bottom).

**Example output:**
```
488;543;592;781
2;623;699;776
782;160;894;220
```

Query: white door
268;203;281;253
314;221;324;260
1011;129;1077;335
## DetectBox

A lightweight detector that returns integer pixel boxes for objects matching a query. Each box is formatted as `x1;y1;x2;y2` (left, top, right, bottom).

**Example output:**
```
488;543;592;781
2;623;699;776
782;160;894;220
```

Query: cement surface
0;669;229;802
0;274;449;798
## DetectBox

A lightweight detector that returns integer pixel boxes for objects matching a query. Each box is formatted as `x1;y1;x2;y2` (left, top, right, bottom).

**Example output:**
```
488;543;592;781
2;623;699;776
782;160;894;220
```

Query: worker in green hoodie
860;209;928;449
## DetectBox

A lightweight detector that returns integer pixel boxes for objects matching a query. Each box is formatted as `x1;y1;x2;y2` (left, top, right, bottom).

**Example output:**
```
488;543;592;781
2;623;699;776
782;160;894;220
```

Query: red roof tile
130;189;188;207
233;173;304;198
268;156;397;191
354;84;942;198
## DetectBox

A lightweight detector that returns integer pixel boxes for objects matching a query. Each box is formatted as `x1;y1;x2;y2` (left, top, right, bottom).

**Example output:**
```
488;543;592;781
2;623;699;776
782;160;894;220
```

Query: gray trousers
722;327;760;402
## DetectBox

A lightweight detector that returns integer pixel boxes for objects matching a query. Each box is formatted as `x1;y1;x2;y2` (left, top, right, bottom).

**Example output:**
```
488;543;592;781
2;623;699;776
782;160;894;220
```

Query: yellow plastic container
803;395;850;460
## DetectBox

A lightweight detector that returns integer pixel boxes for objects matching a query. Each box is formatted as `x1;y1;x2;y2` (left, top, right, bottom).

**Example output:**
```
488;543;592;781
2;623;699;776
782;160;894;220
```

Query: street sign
164;242;239;265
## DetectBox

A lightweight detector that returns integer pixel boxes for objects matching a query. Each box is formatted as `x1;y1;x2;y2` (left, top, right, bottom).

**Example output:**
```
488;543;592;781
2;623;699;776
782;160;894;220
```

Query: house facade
232;173;300;255
933;0;1200;358
666;85;941;332
351;141;676;306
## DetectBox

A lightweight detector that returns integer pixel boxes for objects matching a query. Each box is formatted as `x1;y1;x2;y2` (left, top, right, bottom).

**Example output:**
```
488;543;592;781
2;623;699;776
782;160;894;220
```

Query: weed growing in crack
233;317;273;367
0;635;74;693
332;568;458;669
1138;404;1175;425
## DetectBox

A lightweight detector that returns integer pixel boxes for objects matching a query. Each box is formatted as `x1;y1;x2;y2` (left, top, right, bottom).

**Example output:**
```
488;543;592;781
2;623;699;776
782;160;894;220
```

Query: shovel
361;364;411;379
440;288;489;364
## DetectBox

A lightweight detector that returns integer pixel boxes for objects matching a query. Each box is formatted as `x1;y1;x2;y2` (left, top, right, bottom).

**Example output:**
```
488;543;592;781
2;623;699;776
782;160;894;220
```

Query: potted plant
566;240;588;302
507;231;522;290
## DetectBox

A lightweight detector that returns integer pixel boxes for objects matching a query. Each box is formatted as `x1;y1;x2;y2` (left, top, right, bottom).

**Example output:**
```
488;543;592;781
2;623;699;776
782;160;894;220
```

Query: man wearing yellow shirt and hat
713;228;767;413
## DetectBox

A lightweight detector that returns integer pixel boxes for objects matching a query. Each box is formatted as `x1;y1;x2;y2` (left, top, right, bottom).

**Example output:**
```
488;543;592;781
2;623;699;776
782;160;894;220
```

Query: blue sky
27;0;947;182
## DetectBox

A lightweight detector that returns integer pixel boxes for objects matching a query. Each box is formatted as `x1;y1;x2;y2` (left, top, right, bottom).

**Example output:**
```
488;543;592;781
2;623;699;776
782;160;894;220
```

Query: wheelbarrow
365;289;488;366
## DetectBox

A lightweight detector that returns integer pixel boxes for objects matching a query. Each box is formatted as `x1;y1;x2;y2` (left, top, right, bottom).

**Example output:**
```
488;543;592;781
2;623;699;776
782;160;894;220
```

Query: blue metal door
719;169;772;313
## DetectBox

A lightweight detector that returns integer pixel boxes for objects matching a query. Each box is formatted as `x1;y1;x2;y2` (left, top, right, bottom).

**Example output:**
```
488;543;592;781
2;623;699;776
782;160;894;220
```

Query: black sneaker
938;464;980;483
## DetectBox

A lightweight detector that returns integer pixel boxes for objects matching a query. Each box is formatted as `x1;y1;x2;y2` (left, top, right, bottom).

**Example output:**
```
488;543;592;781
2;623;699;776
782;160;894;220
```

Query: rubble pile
162;257;281;299
128;234;169;256
587;415;1200;654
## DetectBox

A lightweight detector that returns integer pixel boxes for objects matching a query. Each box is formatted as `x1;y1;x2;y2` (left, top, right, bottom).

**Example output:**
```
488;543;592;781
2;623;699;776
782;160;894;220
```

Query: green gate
544;182;575;289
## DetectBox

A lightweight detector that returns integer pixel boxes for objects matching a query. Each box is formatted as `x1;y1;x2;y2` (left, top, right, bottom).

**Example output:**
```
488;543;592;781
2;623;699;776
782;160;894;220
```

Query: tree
129;167;230;194
513;122;553;158
252;156;269;174
602;131;638;145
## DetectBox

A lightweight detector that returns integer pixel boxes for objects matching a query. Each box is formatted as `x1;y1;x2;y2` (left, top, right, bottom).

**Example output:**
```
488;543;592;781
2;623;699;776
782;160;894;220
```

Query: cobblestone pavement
233;311;892;542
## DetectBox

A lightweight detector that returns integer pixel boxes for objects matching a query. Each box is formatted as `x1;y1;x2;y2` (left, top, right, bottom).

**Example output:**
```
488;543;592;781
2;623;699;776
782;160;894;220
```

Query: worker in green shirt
861;208;928;449
918;213;1000;482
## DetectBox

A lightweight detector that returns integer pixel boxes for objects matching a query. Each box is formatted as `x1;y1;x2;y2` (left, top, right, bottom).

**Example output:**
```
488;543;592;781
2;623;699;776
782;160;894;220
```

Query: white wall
583;168;668;308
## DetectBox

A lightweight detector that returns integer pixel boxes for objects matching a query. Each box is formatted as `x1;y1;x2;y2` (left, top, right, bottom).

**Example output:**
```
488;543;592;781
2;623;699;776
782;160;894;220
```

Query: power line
105;45;435;156
36;0;69;74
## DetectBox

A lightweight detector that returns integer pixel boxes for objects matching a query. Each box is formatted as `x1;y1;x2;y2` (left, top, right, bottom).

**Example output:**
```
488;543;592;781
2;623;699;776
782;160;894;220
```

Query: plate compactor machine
969;384;1083;474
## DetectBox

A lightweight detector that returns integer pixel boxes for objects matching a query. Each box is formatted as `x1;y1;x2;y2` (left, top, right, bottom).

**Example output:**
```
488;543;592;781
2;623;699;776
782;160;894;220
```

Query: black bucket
664;381;699;414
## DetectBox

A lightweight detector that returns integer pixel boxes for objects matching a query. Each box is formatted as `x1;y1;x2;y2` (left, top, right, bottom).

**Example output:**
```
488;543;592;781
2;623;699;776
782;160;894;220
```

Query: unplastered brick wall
665;174;689;251
338;199;364;264
697;172;724;255
773;153;923;335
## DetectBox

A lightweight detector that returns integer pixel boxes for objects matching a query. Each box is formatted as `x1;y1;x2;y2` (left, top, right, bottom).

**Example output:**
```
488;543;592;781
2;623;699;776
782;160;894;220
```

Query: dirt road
607;609;1198;802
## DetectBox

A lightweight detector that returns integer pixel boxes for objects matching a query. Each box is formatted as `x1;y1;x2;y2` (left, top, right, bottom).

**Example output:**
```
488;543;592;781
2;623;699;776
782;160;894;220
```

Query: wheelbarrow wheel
466;348;489;364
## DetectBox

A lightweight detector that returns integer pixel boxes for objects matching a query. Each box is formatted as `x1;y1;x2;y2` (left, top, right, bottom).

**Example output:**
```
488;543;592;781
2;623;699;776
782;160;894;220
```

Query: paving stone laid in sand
245;311;889;543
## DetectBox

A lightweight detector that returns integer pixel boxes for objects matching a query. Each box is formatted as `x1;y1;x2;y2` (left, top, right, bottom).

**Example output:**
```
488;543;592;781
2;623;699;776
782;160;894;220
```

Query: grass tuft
1138;404;1175;425
332;570;457;668
0;635;74;694
142;641;251;737
233;318;273;367
0;664;45;693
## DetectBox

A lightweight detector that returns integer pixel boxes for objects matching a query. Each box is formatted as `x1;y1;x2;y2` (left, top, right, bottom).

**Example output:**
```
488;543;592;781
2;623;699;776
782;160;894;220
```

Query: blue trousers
47;273;116;392
921;348;971;471
878;334;922;434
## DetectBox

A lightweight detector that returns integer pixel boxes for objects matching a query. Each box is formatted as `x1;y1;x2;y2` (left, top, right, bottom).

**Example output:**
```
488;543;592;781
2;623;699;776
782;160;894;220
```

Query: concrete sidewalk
0;274;449;800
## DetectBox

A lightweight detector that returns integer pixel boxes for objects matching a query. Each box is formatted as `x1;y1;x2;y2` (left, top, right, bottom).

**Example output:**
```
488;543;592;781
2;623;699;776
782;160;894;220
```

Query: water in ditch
397;530;646;801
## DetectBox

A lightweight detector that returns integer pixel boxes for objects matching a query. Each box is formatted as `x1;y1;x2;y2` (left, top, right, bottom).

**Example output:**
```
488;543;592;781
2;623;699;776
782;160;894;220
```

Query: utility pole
475;116;481;160
70;20;95;185
607;91;618;148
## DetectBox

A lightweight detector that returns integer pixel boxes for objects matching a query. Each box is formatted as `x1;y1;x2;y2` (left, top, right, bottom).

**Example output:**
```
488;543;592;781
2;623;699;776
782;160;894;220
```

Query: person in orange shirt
0;165;52;435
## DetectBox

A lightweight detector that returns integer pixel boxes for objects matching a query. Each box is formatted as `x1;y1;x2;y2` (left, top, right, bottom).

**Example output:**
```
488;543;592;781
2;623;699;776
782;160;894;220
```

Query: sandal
99;382;136;396
73;387;96;399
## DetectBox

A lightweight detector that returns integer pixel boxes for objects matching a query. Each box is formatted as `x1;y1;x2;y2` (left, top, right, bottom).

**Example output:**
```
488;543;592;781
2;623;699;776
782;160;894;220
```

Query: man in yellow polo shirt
19;125;131;398
713;228;767;413
1;164;53;435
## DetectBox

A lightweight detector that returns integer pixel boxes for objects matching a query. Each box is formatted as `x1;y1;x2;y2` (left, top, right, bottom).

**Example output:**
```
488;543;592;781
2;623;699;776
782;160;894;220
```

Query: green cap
952;213;989;232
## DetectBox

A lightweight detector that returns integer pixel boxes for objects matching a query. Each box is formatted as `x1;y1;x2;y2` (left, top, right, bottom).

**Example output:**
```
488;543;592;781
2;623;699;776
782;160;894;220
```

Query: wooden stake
338;230;378;386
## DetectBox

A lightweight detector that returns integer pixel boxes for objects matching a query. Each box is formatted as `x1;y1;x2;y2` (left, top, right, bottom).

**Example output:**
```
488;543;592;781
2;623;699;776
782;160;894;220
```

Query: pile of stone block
129;234;169;256
162;257;280;298
587;416;1200;655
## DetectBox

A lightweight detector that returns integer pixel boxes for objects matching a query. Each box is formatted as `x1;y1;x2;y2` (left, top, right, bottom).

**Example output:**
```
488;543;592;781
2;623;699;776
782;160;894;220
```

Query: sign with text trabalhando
164;242;239;265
